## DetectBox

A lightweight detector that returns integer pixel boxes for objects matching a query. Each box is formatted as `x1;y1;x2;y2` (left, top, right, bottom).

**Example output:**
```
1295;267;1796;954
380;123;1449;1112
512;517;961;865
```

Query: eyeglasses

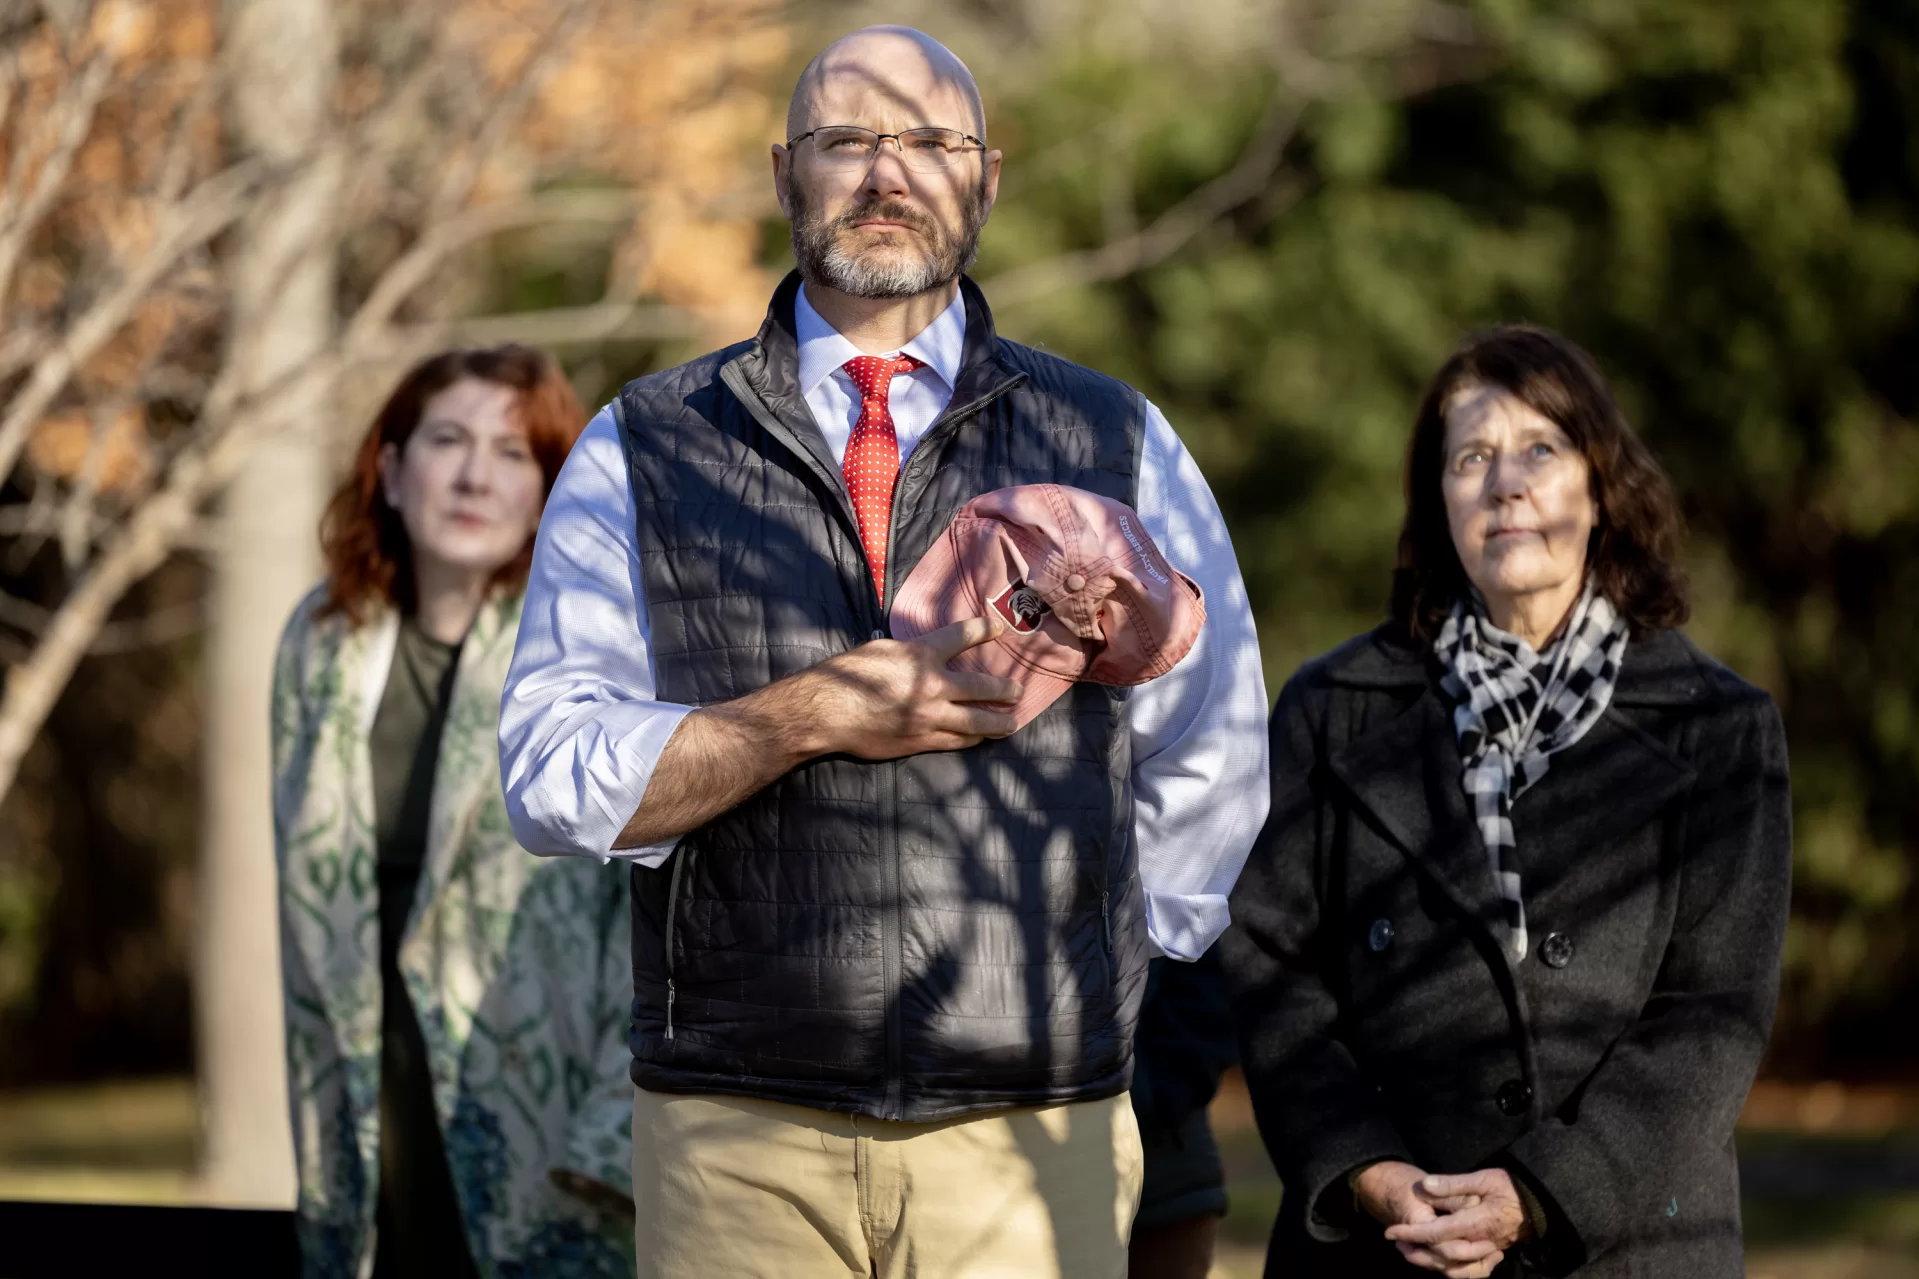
785;126;986;173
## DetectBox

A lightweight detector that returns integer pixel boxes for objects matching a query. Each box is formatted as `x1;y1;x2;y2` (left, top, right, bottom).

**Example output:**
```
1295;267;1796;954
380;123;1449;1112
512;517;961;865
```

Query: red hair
318;344;585;624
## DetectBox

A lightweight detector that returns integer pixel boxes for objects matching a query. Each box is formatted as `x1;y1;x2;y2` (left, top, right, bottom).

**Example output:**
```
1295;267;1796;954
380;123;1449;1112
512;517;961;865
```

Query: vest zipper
719;349;1031;1115
876;375;1025;1118
664;848;689;1041
881;759;903;1117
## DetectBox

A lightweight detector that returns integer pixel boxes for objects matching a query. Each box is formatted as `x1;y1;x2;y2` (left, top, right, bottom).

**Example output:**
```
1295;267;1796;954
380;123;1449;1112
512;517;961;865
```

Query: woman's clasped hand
1357;1161;1529;1278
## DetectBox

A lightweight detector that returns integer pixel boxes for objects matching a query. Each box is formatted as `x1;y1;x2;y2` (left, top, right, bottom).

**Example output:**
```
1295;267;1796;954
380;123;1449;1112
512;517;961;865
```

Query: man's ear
771;144;794;220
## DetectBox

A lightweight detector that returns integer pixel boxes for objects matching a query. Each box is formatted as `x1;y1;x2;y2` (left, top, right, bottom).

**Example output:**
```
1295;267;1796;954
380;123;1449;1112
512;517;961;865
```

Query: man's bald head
786;26;985;142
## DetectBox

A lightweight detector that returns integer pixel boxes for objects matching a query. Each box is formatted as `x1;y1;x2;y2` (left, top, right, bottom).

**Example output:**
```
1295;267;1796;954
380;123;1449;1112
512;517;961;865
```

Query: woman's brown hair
1390;325;1689;643
318;344;585;624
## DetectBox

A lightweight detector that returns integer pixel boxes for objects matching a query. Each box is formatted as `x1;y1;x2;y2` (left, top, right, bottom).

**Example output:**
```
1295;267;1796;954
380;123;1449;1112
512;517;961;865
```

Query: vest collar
795;282;966;399
736;270;1020;418
717;271;1029;595
948;272;1023;411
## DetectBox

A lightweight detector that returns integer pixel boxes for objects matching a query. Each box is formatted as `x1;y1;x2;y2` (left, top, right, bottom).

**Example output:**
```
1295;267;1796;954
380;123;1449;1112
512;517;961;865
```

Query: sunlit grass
0;1076;201;1205
2;1070;1916;1279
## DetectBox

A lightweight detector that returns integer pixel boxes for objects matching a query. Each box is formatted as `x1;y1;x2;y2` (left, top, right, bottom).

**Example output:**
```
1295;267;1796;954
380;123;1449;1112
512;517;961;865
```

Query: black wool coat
1220;624;1791;1279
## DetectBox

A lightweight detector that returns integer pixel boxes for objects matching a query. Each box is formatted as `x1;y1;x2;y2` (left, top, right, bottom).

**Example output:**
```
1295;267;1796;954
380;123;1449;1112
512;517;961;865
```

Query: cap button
1064;573;1087;593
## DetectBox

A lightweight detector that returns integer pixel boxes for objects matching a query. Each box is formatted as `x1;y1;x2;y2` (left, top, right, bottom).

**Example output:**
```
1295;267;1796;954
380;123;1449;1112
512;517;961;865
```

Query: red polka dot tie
840;353;922;599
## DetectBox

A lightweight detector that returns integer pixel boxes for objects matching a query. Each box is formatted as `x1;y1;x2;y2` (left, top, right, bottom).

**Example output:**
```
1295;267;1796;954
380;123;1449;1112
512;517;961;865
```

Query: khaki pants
631;1087;1144;1279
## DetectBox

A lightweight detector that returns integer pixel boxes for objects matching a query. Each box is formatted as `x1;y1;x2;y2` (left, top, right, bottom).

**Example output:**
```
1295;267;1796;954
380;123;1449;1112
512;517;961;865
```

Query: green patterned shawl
272;586;634;1279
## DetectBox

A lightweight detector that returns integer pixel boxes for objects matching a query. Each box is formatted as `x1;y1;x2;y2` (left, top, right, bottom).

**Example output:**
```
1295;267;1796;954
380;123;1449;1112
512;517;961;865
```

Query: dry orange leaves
5;0;790;493
451;0;790;332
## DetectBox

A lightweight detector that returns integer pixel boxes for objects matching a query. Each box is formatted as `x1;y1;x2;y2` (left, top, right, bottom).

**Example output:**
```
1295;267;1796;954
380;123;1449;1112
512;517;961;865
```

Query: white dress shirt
499;284;1269;960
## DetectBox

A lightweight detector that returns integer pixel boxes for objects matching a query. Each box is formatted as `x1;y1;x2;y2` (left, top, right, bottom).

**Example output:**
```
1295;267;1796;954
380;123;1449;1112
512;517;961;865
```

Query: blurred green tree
973;0;1919;1072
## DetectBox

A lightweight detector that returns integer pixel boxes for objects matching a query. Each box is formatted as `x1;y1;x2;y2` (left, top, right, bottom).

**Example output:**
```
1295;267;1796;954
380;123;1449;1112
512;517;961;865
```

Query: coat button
870;629;886;640
1496;1080;1533;1117
1540;932;1575;969
1368;918;1395;952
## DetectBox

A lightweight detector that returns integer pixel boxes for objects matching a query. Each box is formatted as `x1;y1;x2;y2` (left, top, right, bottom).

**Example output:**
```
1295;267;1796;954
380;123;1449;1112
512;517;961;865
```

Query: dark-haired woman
1222;326;1790;1278
272;346;636;1279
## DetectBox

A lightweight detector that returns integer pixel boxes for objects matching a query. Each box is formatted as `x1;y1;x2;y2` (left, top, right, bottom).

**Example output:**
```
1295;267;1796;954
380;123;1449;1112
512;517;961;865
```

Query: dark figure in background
1222;326;1791;1278
1129;947;1239;1279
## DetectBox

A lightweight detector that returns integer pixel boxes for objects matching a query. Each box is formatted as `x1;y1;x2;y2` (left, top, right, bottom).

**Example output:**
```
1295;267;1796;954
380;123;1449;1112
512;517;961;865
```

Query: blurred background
0;0;1914;1274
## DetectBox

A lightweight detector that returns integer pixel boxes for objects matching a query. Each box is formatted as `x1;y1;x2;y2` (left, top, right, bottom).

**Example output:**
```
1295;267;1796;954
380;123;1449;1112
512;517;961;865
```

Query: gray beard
789;181;987;299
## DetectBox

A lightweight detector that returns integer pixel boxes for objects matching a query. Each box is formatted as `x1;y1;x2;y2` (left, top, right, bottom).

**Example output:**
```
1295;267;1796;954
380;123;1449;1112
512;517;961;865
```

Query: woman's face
379;377;544;584
1440;383;1598;618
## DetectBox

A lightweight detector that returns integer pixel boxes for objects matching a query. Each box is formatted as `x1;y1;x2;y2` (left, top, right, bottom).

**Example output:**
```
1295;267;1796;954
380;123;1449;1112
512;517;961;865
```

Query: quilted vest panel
615;274;1151;1121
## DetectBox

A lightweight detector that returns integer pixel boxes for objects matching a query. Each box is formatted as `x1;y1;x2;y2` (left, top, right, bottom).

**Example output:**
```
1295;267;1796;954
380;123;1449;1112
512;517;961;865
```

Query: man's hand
1383;1168;1530;1279
613;615;1018;849
798;615;1022;759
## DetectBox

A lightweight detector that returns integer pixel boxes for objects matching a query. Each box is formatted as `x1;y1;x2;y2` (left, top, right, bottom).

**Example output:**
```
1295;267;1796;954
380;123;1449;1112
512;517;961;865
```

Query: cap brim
891;528;1079;732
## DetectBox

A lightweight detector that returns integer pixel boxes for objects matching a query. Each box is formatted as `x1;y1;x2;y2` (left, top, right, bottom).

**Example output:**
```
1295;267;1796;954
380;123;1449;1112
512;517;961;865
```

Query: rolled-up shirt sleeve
499;405;691;866
1129;400;1271;960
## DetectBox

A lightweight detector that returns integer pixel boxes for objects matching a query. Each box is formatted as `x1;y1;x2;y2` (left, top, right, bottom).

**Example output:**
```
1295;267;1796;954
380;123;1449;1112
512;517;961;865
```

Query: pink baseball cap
890;484;1207;729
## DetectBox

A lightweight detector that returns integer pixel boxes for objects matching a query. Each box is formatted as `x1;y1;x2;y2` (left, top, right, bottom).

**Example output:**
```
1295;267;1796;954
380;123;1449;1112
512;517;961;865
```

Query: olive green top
367;618;477;1279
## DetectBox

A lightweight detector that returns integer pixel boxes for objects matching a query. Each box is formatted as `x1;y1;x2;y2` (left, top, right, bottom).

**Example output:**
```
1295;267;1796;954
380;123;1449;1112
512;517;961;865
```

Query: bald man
499;27;1268;1278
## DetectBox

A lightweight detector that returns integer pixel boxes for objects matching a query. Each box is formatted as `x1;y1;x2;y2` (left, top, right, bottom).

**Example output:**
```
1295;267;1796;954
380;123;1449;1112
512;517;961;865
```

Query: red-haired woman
271;346;635;1279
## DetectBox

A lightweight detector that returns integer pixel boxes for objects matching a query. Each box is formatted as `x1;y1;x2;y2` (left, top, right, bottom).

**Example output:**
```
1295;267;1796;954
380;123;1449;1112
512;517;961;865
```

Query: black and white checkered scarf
1434;584;1629;961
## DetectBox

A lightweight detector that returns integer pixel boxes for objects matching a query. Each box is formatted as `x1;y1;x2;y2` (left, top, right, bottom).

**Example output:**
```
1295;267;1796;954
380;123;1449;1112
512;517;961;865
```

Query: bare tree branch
0;471;197;793
0;0;789;816
0;585;203;654
0;45;20;140
88;597;206;652
30;0;96;42
0;498;98;540
0;342;346;797
975;0;1494;311
0;157;265;484
1;470;59;572
56;403;113;569
0;256;698;786
339;0;594;232
338;17;447;202
0;52;114;303
155;60;223;205
981;91;1306;309
0;324;47;383
427;298;702;348
0;27;646;783
425;0;602;222
341;187;638;344
0;586;50;632
1100;138;1140;248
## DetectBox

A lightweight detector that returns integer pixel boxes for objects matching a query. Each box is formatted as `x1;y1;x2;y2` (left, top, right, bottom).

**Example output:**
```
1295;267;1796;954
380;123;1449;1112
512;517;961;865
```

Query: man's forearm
610;675;821;850
608;617;1019;850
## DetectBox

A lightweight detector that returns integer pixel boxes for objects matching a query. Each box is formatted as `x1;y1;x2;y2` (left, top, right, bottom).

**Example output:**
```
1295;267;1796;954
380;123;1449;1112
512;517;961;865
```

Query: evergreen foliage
978;0;1919;1070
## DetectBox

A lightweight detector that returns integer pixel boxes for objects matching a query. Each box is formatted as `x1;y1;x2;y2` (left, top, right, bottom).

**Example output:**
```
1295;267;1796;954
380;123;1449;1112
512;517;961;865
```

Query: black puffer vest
612;273;1150;1121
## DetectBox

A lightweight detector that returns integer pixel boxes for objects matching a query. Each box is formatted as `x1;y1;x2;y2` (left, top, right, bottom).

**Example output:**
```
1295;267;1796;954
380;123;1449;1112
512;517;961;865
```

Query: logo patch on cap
991;580;1051;633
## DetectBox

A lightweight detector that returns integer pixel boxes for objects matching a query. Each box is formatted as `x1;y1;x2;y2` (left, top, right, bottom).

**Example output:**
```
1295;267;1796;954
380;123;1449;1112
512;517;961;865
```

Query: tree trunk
194;0;340;1207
